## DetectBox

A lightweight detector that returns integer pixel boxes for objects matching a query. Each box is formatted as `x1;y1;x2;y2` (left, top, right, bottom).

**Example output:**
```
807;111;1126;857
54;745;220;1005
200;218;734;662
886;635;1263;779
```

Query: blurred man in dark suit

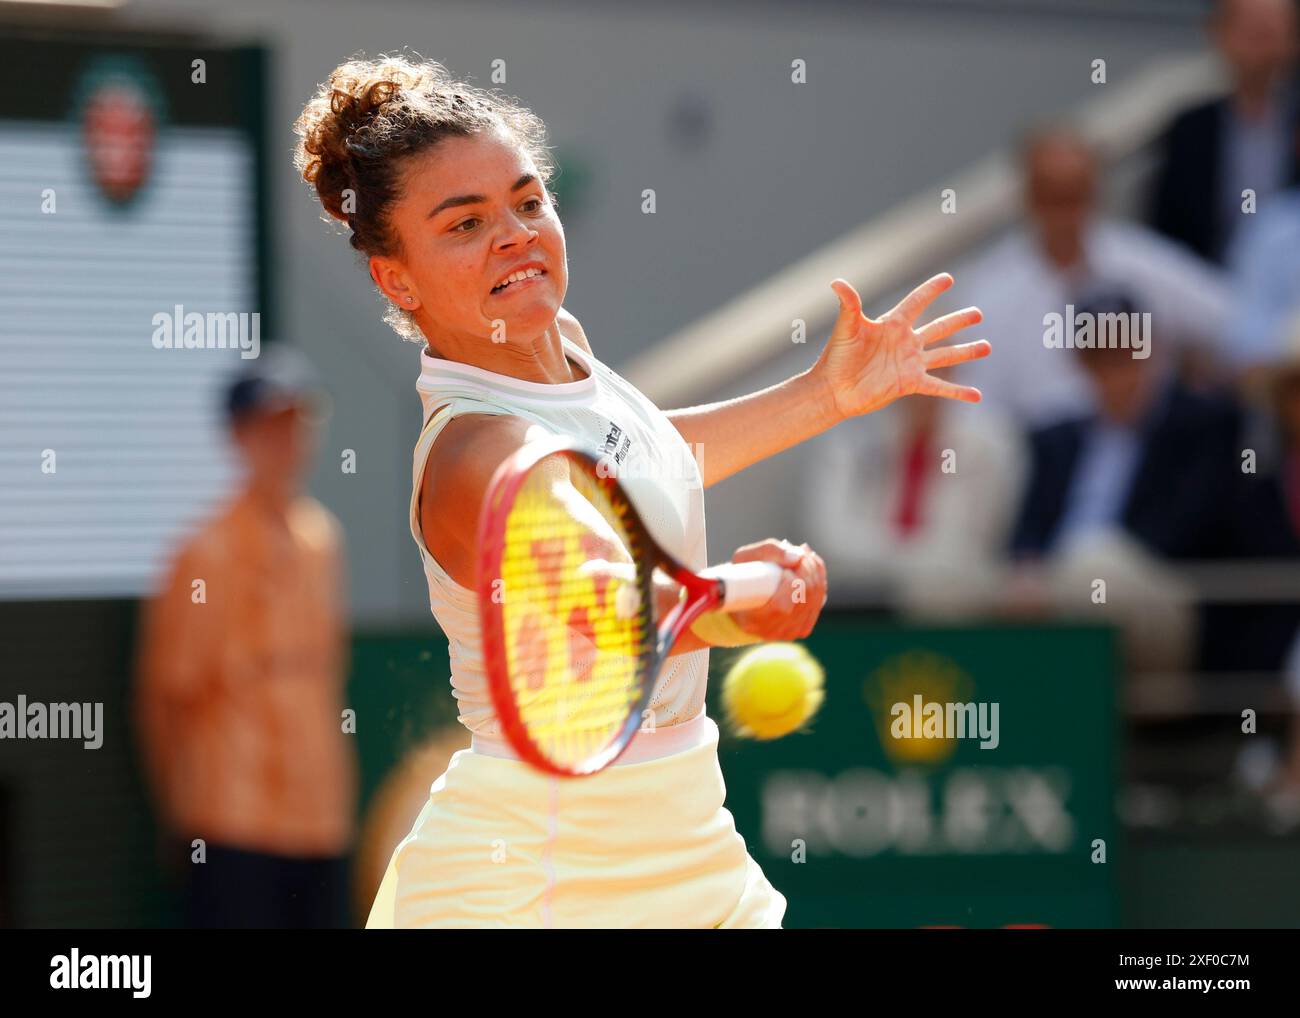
1008;291;1300;681
1148;0;1300;264
1011;302;1242;563
1237;317;1300;822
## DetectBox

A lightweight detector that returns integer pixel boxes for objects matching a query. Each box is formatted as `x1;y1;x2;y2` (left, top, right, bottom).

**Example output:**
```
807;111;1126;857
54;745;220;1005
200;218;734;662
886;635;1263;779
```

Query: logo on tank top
602;422;632;465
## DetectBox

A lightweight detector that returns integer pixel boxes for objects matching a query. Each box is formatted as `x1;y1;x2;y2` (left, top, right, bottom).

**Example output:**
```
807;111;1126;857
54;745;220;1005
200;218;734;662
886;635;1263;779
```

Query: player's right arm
420;414;555;590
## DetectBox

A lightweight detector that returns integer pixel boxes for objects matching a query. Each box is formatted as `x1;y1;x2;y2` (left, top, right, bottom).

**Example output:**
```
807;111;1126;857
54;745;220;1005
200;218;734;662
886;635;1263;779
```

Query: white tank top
409;335;710;738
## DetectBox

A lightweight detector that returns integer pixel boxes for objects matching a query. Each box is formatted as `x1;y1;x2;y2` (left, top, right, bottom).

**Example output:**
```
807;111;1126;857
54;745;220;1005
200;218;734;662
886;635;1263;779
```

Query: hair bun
293;56;454;223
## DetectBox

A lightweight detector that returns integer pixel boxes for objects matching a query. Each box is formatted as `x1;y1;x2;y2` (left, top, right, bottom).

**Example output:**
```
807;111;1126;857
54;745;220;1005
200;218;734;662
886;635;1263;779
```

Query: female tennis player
293;55;988;928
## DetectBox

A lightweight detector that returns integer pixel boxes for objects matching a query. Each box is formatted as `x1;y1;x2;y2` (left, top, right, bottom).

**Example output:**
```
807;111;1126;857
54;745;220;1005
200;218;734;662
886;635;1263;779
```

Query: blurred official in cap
135;343;357;928
224;346;330;504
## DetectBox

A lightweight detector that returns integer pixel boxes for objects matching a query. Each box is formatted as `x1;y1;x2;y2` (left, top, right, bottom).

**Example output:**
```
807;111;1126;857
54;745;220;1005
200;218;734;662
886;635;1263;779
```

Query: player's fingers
795;550;822;592
888;272;953;324
796;543;826;583
788;543;827;613
917;307;983;347
777;568;805;614
809;552;828;609
923;339;991;372
810;574;826;616
829;278;864;324
792;555;824;634
732;537;803;567
917;375;983;403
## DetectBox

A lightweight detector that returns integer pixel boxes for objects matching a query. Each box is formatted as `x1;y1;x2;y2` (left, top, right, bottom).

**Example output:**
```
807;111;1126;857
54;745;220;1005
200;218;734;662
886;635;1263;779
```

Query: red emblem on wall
82;79;155;203
74;58;163;207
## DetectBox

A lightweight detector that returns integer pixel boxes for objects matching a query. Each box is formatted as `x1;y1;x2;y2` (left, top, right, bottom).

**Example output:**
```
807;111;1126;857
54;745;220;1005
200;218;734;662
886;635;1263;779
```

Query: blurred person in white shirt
1226;184;1300;372
947;128;1230;429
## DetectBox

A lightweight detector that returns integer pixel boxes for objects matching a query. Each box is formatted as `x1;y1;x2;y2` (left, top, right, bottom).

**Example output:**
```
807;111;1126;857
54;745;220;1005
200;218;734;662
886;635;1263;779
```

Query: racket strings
496;459;652;768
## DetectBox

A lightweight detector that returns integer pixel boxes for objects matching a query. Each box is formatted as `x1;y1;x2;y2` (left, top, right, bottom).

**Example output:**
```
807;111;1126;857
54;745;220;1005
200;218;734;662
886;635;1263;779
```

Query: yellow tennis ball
722;642;825;741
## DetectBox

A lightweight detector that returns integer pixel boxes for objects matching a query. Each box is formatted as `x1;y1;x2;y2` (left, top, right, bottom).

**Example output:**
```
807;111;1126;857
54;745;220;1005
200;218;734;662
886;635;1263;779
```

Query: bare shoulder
556;306;593;355
419;413;535;588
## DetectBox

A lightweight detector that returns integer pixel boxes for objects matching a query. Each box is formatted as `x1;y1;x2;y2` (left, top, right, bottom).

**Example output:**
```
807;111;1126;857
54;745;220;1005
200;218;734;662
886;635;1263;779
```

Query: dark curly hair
293;54;556;341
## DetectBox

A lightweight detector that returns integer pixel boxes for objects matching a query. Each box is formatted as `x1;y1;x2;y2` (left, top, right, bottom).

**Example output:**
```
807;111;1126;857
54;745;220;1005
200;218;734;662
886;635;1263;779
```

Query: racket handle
700;561;785;612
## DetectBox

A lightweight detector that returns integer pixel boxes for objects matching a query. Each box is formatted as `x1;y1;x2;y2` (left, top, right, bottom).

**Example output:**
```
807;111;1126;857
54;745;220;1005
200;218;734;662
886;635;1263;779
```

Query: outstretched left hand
812;273;990;421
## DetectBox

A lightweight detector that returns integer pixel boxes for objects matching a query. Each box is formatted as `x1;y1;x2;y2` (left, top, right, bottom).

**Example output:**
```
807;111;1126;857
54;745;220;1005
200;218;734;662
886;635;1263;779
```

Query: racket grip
700;561;785;612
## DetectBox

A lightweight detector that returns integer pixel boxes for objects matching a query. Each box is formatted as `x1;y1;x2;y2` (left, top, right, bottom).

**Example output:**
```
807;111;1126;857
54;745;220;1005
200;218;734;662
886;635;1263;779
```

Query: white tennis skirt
365;713;786;928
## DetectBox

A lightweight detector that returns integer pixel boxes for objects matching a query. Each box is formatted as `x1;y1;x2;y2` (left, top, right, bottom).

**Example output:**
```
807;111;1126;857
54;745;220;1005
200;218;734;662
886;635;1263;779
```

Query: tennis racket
476;433;783;777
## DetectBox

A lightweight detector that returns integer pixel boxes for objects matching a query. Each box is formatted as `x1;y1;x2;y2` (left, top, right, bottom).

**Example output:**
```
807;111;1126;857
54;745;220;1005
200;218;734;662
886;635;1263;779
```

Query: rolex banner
711;619;1119;928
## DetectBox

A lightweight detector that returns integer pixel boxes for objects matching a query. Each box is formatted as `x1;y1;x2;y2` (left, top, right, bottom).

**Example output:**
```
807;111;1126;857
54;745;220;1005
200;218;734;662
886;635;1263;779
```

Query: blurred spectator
1254;312;1300;543
1226;180;1300;371
1255;322;1300;822
1007;290;1242;675
134;347;356;928
806;394;1024;618
1276;633;1300;826
949;128;1227;429
1011;292;1241;561
1211;311;1300;672
1148;0;1300;265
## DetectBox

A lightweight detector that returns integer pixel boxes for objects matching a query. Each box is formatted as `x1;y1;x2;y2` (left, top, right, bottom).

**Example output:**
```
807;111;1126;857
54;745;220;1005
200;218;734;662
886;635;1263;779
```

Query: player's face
381;129;568;349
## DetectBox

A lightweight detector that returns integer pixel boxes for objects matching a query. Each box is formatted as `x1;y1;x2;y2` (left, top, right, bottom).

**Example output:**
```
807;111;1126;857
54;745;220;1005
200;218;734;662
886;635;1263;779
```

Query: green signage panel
711;619;1119;928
